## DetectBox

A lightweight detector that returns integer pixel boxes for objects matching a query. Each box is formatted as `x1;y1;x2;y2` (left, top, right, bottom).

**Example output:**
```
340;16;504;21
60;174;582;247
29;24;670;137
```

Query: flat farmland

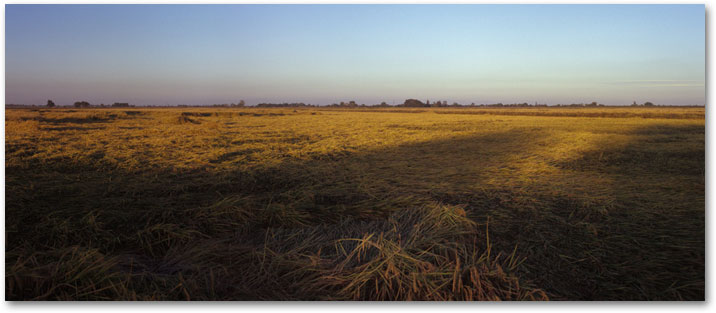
4;107;705;300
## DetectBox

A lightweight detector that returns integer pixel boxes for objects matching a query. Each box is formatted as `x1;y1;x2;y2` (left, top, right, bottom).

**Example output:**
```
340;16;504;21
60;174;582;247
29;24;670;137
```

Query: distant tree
46;100;55;108
74;101;91;108
644;101;654;107
238;100;245;107
112;102;129;107
403;99;426;107
632;101;638;106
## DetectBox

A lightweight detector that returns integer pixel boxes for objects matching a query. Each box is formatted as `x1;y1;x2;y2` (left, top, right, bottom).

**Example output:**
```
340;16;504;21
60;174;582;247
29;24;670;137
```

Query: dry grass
5;106;704;300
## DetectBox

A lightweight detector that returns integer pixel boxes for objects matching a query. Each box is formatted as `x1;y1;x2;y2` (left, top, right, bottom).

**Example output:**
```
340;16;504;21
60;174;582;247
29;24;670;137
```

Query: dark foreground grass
5;108;705;300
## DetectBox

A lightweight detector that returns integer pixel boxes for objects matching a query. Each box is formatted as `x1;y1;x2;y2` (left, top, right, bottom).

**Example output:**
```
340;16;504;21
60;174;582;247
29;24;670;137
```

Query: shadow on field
41;126;107;131
5;120;705;300
29;116;117;124
549;124;705;300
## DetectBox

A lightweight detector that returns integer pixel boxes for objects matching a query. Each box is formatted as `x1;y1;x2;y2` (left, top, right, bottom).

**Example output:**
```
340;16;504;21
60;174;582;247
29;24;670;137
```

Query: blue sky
5;4;705;106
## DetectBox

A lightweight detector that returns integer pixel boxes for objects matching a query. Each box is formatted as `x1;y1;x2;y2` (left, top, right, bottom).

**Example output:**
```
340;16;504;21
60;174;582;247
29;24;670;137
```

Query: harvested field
4;107;705;300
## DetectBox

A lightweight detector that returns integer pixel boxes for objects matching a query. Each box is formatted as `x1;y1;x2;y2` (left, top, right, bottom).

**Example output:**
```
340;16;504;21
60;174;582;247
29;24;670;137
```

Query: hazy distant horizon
3;101;707;108
5;4;705;106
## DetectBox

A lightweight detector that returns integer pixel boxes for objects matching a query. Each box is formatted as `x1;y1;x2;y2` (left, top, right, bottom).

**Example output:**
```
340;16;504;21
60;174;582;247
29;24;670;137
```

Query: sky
4;4;705;106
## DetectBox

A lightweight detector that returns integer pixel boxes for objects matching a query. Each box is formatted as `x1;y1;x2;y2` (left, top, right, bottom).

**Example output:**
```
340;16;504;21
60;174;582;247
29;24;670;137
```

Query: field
4;106;705;300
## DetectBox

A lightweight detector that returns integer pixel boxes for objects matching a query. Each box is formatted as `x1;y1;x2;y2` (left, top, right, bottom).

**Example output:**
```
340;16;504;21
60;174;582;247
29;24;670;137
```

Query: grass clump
6;246;126;300
313;204;546;300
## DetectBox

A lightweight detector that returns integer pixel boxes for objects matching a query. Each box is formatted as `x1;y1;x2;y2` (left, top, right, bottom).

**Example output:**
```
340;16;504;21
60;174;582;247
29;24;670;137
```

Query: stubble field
4;106;705;300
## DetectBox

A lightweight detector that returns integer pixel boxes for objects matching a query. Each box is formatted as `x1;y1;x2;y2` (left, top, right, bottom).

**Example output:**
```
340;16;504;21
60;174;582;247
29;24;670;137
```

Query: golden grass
5;107;704;300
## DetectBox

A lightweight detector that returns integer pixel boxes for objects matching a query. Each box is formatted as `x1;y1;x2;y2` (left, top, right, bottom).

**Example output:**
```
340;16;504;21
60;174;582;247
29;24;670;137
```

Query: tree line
36;99;662;108
44;100;135;108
